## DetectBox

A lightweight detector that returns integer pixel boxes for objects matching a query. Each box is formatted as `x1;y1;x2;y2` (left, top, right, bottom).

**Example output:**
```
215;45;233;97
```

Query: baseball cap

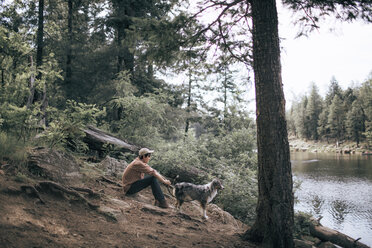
139;148;154;156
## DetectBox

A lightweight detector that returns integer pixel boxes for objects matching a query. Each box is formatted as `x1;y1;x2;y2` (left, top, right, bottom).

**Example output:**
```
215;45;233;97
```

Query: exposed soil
0;149;256;248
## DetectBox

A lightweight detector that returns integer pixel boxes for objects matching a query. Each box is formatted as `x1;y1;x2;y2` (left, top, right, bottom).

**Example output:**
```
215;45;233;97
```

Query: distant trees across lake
287;77;372;147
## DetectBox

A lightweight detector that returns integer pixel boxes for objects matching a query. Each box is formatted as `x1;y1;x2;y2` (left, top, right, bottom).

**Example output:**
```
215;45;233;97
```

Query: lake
291;152;372;247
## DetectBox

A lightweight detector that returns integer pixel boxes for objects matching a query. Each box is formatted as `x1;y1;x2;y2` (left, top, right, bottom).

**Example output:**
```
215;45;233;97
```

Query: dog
173;179;224;219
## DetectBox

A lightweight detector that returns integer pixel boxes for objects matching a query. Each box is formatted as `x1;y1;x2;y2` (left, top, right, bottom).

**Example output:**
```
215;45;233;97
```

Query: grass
0;132;28;165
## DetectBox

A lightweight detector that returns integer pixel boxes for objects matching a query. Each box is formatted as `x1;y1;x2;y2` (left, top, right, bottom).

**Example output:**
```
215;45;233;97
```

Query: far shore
289;138;372;155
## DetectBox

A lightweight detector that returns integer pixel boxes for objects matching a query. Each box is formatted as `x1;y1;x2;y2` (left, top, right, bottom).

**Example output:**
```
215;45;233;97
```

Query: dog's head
211;179;224;190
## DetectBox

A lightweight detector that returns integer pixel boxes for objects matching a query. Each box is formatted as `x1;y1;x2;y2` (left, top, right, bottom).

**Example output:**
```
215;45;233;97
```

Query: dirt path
0;174;256;248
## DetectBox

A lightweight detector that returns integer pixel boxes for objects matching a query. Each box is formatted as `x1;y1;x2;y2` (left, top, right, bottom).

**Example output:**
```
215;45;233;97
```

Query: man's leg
126;176;165;202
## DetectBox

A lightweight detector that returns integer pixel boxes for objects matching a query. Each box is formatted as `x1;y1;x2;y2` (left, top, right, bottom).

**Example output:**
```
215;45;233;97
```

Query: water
291;152;372;247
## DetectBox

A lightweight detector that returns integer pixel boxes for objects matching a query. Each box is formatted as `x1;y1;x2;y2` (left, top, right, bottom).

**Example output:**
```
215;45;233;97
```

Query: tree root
38;181;99;209
70;186;100;198
98;176;122;188
20;185;45;204
16;181;117;222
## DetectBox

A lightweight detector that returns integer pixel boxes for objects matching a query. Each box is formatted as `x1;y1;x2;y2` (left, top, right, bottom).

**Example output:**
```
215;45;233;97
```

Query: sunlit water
291;152;372;247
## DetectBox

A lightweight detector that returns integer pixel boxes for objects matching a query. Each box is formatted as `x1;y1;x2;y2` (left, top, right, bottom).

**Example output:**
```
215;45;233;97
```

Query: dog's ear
213;178;224;189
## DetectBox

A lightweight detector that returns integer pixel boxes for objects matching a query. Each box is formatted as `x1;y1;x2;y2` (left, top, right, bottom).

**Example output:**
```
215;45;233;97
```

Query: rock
294;239;316;248
27;148;81;183
98;156;127;177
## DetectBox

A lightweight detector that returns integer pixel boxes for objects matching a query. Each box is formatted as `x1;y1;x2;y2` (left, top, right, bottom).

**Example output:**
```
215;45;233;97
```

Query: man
122;148;171;208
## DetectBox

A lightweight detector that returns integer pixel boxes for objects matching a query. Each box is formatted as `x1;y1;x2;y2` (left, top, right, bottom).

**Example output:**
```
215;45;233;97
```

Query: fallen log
83;125;140;155
309;220;370;248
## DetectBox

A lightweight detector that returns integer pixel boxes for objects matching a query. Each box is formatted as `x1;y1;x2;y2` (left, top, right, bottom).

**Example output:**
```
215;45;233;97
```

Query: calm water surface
291;152;372;247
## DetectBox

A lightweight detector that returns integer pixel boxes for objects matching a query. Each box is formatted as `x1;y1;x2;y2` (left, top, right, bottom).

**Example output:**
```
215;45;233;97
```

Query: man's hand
163;179;171;186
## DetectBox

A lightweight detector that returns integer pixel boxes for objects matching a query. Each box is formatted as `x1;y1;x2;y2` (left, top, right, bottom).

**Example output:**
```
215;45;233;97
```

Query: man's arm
153;171;171;186
134;161;171;185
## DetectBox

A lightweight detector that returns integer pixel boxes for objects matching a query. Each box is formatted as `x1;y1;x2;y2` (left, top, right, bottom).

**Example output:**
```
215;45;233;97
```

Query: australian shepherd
173;179;224;219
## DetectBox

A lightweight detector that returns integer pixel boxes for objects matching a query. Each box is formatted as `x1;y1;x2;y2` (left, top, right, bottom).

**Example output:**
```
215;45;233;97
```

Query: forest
0;0;258;226
287;77;372;147
1;0;372;247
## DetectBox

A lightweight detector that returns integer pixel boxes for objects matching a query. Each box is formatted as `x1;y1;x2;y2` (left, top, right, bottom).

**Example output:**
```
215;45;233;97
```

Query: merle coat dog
173;179;224;219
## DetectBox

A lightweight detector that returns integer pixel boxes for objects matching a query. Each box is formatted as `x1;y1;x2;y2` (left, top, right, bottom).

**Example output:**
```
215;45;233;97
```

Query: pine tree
328;95;346;141
346;101;364;147
306;83;323;140
318;104;330;142
359;78;372;148
325;77;343;105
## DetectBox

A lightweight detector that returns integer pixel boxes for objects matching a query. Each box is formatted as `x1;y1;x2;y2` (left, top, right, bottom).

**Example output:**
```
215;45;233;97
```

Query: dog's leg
177;200;184;212
200;202;208;219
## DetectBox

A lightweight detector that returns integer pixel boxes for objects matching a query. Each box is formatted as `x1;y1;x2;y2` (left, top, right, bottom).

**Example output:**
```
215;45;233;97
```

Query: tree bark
82;125;140;154
185;69;192;135
65;0;73;88
27;56;35;109
244;0;294;247
36;0;44;77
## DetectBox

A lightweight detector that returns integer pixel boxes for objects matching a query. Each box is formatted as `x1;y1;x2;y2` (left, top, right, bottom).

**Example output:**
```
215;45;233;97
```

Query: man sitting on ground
122;148;171;208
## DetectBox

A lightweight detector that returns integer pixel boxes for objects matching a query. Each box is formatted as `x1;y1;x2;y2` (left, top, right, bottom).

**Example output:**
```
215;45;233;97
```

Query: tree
306;83;323;140
298;96;311;139
325;77;343;106
318;104;330;142
243;1;294;246
191;1;372;247
328;95;345;141
212;55;247;131
359;77;372;148
346;101;364;146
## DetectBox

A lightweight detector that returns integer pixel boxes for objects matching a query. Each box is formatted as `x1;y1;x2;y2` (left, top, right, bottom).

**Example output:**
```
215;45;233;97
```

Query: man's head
139;148;154;162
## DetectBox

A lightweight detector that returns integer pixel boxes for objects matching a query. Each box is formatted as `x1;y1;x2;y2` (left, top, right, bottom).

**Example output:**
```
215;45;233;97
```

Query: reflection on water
292;152;372;247
330;200;350;226
309;194;324;216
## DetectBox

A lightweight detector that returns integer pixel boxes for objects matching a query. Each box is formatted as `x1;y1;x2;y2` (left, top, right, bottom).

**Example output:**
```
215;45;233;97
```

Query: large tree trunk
26;56;35;109
65;0;73;90
36;0;44;77
185;69;192;135
244;0;294;247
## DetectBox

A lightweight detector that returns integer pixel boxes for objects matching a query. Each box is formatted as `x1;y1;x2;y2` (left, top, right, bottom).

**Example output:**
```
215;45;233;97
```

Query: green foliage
38;100;106;151
215;166;257;224
151;135;207;184
0;132;28;165
306;83;322;140
346;101;364;145
293;212;313;239
288;76;372;146
0;103;39;142
151;125;258;224
328;95;346;141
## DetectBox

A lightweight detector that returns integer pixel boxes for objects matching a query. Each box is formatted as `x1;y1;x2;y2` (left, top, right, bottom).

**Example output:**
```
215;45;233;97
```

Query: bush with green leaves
215;166;258;224
38;100;106;151
151;134;208;184
293;212;314;239
0;132;28;165
0;103;39;142
151;127;258;224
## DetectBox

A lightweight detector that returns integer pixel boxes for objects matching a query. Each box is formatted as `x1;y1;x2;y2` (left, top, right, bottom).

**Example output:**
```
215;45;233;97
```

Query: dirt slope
0;149;256;248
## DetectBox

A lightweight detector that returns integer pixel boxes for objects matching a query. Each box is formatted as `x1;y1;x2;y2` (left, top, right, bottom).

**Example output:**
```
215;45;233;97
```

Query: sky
277;4;372;106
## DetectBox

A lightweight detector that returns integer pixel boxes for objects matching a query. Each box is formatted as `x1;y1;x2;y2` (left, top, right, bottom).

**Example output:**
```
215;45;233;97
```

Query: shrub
0;132;28;165
38;100;106;152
